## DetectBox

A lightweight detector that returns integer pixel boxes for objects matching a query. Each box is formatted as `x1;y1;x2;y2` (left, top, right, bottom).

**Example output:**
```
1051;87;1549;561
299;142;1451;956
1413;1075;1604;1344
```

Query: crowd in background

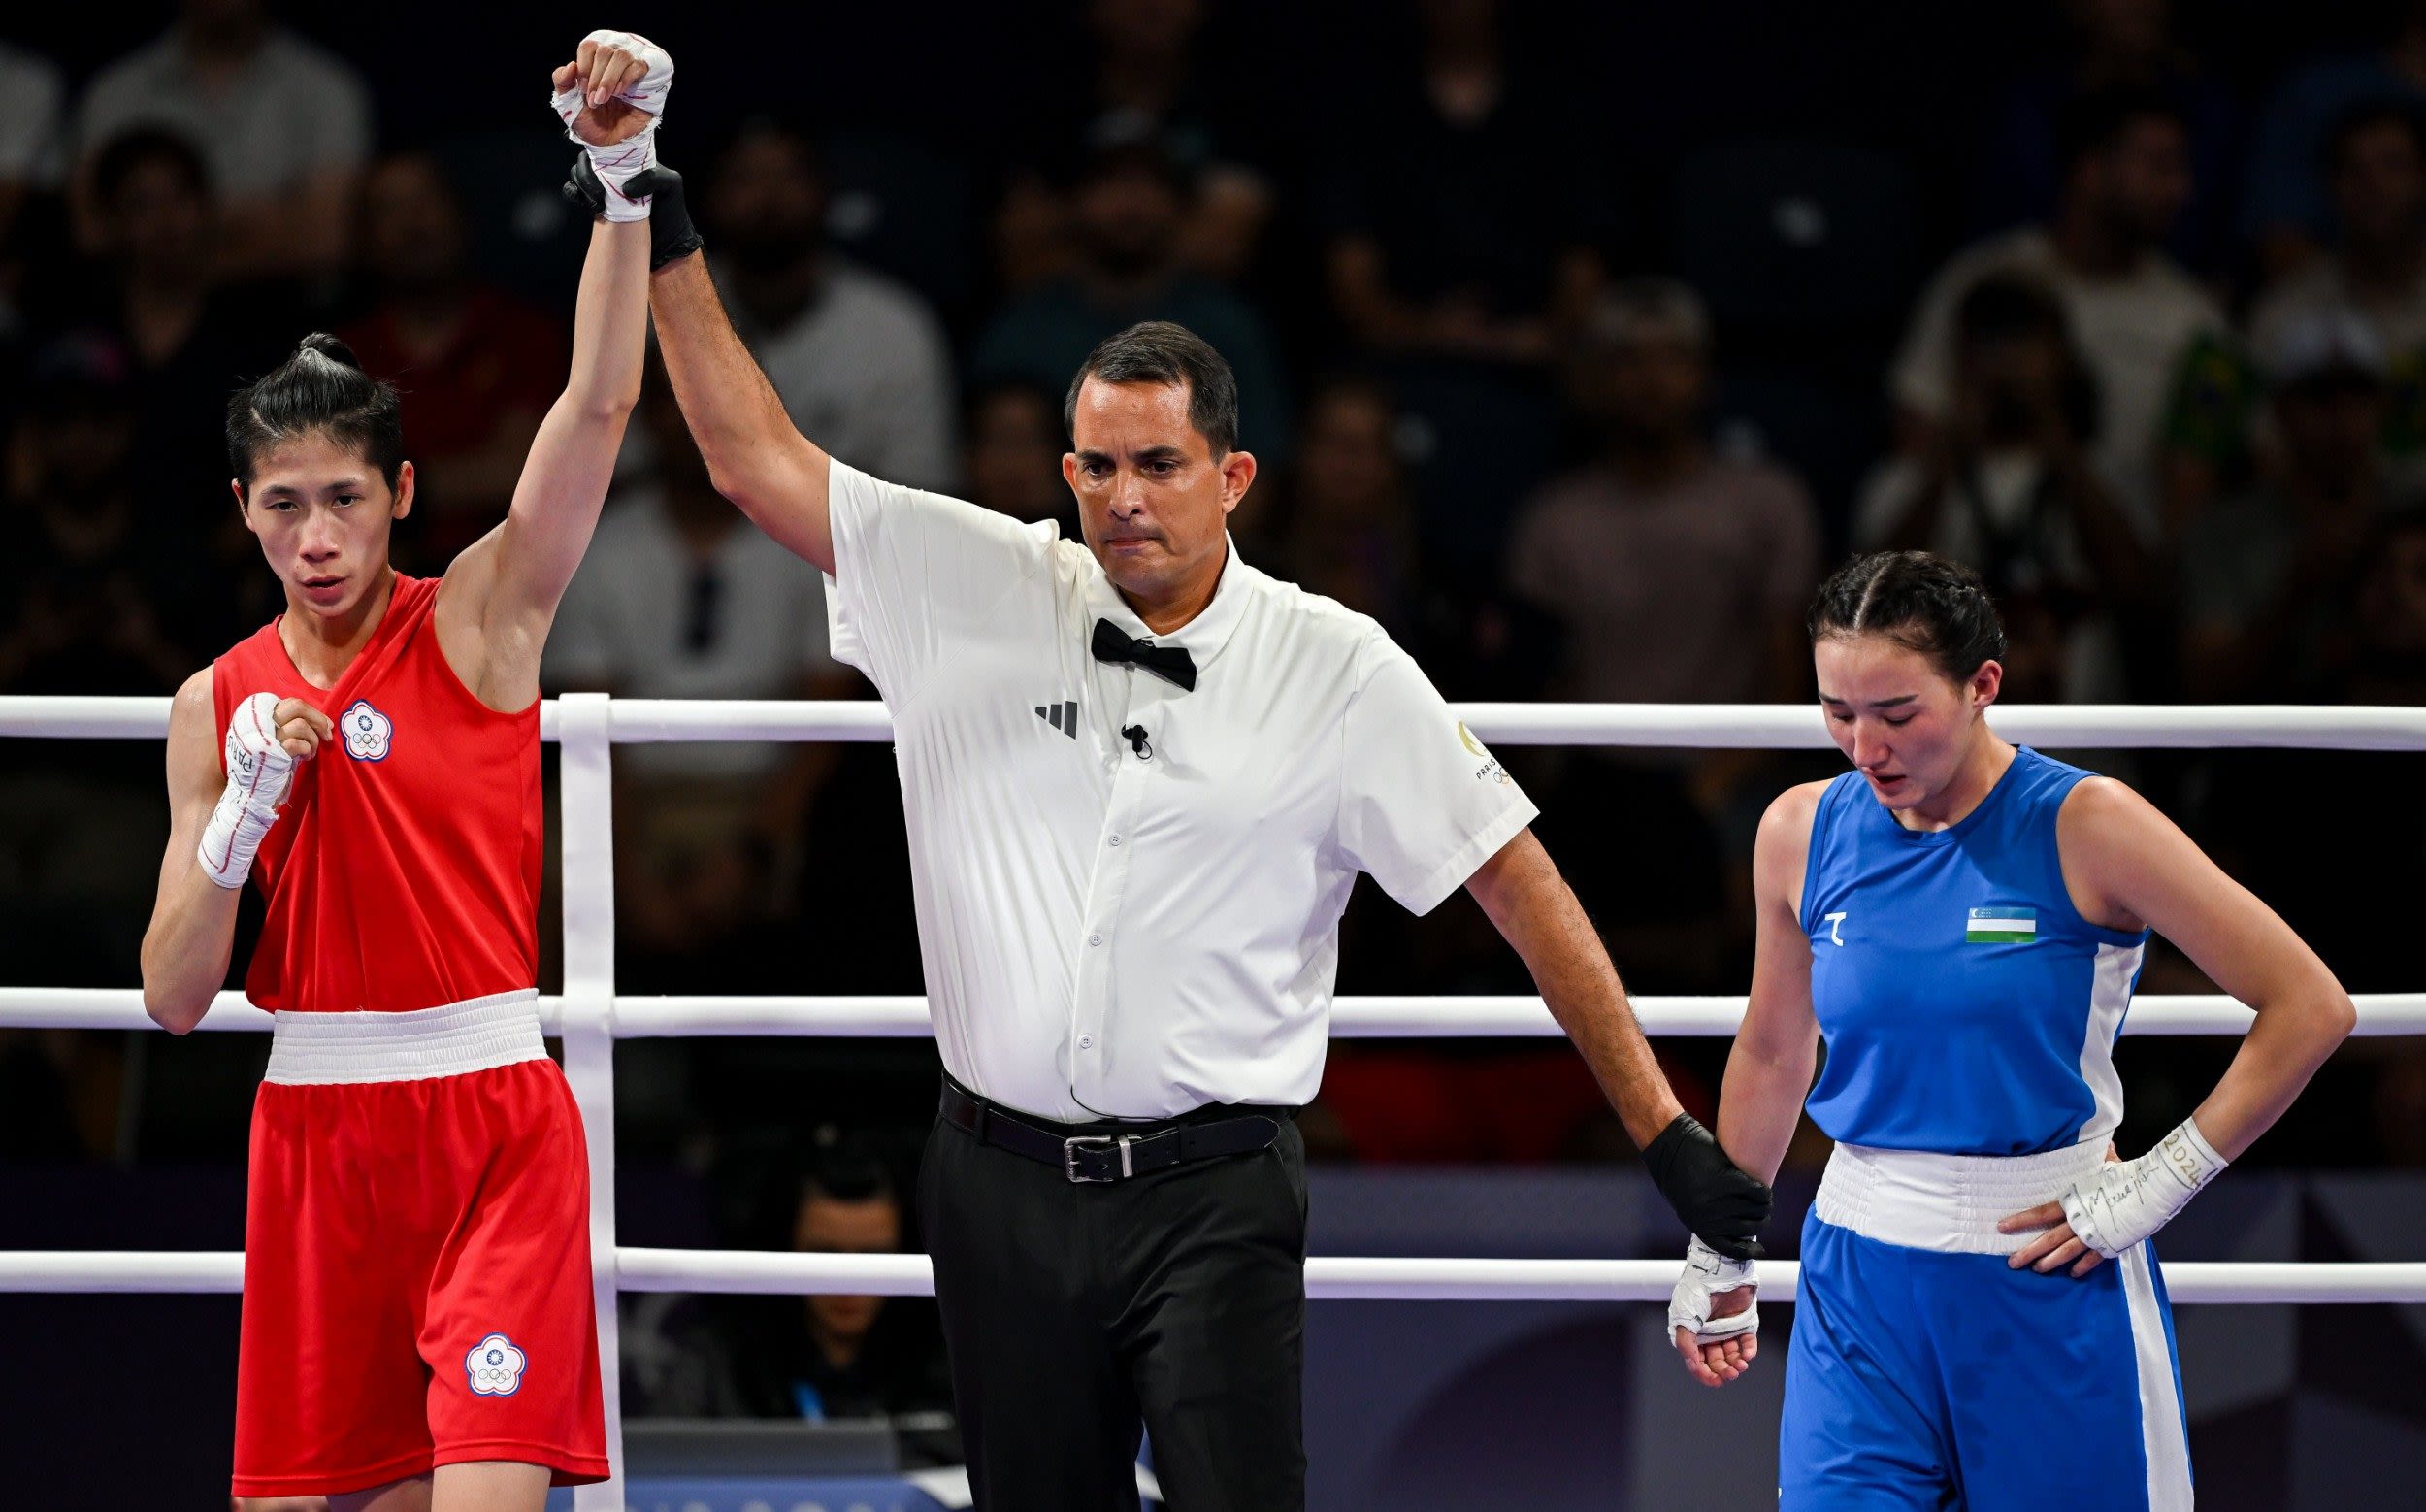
6;0;2426;1431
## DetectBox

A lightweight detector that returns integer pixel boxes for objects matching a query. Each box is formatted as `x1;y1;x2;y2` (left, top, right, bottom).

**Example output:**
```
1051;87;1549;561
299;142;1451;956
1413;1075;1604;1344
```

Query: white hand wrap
198;693;298;890
550;29;674;222
1667;1235;1758;1342
2060;1118;2228;1258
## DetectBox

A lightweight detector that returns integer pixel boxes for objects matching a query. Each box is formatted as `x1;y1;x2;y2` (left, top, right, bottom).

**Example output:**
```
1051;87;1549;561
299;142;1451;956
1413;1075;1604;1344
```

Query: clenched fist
262;696;335;760
550;30;672;148
549;30;674;223
199;693;330;889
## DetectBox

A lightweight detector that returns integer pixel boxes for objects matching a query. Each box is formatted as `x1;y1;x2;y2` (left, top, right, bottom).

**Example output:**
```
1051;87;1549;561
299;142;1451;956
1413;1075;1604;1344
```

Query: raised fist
223;692;326;809
201;692;330;887
550;30;673;148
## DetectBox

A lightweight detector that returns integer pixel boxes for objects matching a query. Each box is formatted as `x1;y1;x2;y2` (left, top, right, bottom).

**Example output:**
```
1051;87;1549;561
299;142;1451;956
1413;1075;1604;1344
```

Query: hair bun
295;332;362;371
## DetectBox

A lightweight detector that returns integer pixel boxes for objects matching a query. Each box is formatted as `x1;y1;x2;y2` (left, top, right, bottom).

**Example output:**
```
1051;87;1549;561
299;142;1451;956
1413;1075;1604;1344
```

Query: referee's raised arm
647;242;838;573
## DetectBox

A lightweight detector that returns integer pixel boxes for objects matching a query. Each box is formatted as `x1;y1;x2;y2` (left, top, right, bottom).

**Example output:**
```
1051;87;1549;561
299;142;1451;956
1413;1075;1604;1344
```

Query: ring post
557;692;624;1508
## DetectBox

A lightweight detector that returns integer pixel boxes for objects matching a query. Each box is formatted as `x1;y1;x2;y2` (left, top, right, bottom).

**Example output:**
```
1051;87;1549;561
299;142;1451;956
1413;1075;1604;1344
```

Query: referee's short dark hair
1066;320;1239;457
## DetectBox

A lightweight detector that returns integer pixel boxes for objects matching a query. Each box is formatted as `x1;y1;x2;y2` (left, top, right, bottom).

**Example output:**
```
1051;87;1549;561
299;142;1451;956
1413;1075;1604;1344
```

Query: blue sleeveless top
1800;747;2148;1157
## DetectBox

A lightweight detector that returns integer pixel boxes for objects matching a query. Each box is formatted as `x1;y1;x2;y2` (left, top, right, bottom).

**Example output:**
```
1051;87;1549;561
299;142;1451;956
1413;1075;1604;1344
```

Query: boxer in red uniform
138;32;676;1512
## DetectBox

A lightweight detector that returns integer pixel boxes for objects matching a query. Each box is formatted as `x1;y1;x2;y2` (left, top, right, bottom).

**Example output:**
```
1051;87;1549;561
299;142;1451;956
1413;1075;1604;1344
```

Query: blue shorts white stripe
1781;1205;2192;1509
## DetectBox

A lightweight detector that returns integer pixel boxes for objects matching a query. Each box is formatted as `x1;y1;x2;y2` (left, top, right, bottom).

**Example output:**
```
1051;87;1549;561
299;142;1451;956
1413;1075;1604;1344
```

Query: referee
628;172;1767;1511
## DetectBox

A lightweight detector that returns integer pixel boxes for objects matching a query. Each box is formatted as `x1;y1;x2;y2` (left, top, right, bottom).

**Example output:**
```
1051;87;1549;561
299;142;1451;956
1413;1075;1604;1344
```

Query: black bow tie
1092;617;1197;691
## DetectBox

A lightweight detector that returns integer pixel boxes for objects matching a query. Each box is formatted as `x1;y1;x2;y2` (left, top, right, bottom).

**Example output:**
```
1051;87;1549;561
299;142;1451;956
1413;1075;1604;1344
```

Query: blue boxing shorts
1779;1140;2192;1511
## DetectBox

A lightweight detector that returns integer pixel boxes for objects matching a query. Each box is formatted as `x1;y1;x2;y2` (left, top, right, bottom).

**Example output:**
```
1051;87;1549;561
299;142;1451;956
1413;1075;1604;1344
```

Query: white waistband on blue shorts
1813;1136;2113;1256
264;989;547;1086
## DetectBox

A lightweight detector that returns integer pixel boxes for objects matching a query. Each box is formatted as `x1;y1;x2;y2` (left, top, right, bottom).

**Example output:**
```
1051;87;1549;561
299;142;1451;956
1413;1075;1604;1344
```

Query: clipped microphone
1121;724;1153;760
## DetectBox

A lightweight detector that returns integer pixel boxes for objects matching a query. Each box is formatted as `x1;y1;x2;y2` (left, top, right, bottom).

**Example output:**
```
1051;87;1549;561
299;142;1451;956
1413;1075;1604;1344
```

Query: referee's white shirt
824;461;1538;1121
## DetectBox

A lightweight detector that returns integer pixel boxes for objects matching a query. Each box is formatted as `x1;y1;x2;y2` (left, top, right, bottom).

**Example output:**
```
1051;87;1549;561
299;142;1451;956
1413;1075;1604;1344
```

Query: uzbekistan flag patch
1966;907;2036;944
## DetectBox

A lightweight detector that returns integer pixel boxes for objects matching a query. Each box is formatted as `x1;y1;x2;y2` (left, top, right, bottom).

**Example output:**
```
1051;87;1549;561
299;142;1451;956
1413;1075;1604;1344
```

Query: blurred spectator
732;1141;952;1421
623;1139;952;1424
339;152;566;575
1501;282;1815;992
1972;0;2243;275
1506;282;1818;708
705;120;957;491
2243;0;2426;279
962;380;1078;539
2341;502;2426;704
545;372;854;970
2183;503;2426;1035
2180;501;2426;1163
2253;103;2426;355
1314;0;1610;569
999;0;1276;289
1891;88;2221;537
1271;377;1423;643
2248;102;2426;486
0;336;198;700
1860;276;2152;703
0;41;66;341
59;125;295;564
70;0;371;281
75;127;217;377
0;337;192;1042
2180;310;2406;703
1321;0;1608;370
971;129;1288;457
0;41;64;218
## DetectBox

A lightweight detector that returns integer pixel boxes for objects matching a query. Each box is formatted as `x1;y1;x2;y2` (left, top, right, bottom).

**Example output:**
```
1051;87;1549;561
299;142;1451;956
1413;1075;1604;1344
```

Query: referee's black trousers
919;1105;1308;1512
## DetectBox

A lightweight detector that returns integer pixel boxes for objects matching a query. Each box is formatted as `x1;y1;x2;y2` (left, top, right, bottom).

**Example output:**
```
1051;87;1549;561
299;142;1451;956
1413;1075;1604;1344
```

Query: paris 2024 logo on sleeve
341;699;394;762
1457;720;1510;785
465;1332;528;1396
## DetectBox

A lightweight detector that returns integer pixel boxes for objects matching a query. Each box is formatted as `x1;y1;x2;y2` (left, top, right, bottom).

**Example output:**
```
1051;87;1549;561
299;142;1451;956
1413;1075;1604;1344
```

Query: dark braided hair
226;333;406;493
1808;551;2008;684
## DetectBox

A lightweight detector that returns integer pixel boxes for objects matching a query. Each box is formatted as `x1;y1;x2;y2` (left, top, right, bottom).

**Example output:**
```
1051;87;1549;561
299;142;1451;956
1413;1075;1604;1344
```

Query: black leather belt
939;1075;1289;1184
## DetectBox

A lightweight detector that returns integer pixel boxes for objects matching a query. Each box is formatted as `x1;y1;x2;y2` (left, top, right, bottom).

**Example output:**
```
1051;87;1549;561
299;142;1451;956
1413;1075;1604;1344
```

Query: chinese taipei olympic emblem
465;1332;527;1397
341;699;394;762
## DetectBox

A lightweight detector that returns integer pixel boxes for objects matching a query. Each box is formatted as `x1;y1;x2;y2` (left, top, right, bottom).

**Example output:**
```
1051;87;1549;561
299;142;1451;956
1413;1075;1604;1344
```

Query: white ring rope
10;987;2426;1037
10;696;2426;749
5;1250;2422;1304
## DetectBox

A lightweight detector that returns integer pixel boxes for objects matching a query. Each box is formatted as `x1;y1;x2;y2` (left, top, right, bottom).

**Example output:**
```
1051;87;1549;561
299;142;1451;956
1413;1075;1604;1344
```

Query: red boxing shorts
230;991;610;1497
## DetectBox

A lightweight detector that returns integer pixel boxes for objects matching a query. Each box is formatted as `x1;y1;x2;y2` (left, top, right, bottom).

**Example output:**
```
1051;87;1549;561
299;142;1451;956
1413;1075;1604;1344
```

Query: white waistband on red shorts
264;989;548;1086
1814;1136;2113;1256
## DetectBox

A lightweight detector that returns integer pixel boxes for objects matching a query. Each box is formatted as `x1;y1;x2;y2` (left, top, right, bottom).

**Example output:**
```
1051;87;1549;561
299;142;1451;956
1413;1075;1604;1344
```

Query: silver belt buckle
1064;1134;1133;1183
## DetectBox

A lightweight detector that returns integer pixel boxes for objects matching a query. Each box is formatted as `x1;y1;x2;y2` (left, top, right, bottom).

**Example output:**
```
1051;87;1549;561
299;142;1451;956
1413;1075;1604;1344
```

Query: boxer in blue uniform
1668;551;2356;1511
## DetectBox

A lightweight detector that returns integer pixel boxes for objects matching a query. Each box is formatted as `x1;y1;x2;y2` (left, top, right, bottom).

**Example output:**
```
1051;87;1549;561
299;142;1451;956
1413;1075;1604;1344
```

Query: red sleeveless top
210;574;543;1015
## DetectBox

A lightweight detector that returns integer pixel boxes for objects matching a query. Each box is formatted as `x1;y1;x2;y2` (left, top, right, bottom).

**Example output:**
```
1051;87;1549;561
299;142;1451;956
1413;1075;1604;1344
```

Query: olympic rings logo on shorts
464;1332;528;1397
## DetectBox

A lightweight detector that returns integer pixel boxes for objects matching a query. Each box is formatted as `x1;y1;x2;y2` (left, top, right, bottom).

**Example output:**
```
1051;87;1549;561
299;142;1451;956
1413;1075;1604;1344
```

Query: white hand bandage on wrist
1667;1235;1758;1342
198;693;298;889
550;29;674;222
2060;1118;2228;1258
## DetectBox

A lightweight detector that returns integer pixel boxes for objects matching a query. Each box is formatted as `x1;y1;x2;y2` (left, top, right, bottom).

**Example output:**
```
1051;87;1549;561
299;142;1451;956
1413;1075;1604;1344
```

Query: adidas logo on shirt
1034;701;1079;739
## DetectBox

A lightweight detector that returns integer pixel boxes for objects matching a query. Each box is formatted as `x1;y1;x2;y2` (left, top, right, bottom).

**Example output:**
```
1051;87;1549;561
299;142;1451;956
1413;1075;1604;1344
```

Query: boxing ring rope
11;987;2426;1037
5;693;2425;1507
7;1249;2422;1304
14;695;2426;748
